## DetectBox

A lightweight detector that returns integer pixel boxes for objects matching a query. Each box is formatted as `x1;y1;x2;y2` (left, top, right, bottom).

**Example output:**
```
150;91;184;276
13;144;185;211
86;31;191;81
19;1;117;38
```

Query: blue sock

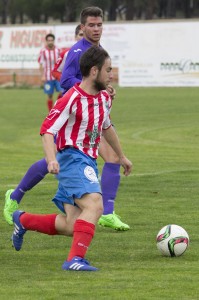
11;158;48;203
101;162;120;215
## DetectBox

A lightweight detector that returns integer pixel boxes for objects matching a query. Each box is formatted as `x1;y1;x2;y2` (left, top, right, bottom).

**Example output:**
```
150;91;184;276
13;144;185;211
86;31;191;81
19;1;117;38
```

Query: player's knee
93;196;103;219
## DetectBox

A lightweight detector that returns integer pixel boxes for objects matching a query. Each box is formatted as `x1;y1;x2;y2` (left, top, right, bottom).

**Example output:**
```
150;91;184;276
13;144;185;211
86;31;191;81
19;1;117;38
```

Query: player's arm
40;92;74;173
41;133;59;174
102;125;132;176
51;70;61;81
38;50;45;83
39;63;45;83
60;49;81;92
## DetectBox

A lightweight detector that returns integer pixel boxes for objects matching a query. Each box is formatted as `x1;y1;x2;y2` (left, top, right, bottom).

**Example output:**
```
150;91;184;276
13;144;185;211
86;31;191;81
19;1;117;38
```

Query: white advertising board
0;26;54;69
119;21;199;86
0;23;126;70
1;21;199;86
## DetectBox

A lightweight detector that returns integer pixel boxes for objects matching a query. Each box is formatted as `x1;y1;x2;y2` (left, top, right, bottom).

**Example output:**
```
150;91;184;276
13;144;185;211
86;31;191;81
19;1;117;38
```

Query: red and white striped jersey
40;83;112;158
38;46;61;81
51;48;70;81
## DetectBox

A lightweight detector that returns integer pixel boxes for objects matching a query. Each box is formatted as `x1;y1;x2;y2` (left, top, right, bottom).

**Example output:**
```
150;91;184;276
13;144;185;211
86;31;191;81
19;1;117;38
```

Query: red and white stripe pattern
40;83;112;158
38;46;60;81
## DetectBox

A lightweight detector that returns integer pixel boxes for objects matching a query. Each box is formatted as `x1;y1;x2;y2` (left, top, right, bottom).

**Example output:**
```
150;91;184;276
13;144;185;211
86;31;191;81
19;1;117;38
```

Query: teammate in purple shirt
60;38;93;93
60;7;130;230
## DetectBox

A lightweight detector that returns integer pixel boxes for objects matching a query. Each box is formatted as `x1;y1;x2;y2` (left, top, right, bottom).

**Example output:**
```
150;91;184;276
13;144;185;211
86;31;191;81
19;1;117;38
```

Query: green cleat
3;189;19;225
98;212;130;231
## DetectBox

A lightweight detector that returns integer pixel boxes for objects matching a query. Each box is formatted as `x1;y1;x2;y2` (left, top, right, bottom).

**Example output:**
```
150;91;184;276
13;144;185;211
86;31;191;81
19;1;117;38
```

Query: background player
38;33;62;111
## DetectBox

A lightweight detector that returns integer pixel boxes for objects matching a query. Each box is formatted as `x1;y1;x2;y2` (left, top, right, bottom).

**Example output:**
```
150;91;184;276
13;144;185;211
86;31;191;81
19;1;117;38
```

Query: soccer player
52;24;83;81
4;7;130;231
38;33;62;112
11;46;132;271
60;6;130;230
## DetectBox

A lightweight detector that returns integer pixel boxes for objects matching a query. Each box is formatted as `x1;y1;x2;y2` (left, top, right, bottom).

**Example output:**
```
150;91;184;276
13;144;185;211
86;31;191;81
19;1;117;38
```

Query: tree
1;0;9;24
126;0;134;20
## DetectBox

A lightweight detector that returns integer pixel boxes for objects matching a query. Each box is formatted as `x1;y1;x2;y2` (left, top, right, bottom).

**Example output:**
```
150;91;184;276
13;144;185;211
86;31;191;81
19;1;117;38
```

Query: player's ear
91;66;98;77
80;24;85;32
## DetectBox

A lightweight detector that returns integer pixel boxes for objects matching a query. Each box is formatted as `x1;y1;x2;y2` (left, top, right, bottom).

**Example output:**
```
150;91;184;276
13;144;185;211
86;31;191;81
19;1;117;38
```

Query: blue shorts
44;80;62;95
52;148;101;213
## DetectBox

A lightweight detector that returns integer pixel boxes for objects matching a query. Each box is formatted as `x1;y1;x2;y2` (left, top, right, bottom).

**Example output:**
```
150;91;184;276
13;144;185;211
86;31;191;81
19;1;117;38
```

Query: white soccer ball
156;224;189;257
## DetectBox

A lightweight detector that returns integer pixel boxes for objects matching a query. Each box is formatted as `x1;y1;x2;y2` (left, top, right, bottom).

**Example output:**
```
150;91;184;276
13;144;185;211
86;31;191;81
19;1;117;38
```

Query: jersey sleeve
51;50;67;81
102;92;112;130
40;89;76;136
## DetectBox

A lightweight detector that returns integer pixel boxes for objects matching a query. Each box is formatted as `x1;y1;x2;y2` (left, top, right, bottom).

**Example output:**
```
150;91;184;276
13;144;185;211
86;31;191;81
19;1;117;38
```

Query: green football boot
3;189;19;225
98;212;130;231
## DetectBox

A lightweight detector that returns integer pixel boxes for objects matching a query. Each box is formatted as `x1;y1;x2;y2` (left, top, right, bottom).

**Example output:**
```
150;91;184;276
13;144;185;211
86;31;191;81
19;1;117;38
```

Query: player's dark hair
80;7;103;25
80;46;109;77
45;33;55;41
75;24;82;36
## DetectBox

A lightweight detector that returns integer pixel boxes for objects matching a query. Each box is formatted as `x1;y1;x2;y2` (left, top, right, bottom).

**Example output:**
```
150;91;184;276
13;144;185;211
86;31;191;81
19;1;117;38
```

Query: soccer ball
156;224;189;257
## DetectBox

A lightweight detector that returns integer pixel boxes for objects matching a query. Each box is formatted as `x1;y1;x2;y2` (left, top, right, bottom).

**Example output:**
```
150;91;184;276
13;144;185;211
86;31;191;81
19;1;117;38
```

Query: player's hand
120;156;133;176
107;84;116;100
48;160;60;174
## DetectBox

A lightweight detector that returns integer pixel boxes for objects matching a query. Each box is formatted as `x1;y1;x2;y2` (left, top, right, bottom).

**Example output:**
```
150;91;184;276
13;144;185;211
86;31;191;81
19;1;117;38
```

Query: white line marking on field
1;168;199;188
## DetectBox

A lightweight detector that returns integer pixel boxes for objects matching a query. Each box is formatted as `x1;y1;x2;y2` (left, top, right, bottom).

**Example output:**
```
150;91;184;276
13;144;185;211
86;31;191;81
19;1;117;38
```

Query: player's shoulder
63;85;81;100
70;39;84;53
69;38;91;54
39;47;46;53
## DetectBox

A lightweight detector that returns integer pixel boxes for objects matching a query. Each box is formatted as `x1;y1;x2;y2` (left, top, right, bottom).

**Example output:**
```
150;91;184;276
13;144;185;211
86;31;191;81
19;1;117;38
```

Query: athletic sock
47;99;53;111
67;219;95;261
11;158;48;204
20;213;58;235
101;162;121;215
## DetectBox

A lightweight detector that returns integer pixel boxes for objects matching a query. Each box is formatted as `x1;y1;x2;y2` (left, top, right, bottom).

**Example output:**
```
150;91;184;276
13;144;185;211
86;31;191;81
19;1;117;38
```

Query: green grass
1;87;199;299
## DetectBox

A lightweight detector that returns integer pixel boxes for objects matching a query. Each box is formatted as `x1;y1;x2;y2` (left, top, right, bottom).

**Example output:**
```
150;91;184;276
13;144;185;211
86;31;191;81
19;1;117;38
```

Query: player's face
94;58;113;91
46;37;55;49
75;30;84;41
82;16;103;45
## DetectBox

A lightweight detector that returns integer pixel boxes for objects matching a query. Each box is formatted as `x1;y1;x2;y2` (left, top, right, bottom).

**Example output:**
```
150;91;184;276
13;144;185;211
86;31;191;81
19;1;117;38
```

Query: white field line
2;168;199;188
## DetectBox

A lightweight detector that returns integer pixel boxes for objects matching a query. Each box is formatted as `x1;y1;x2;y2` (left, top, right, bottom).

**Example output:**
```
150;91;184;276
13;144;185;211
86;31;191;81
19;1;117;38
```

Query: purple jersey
60;38;97;94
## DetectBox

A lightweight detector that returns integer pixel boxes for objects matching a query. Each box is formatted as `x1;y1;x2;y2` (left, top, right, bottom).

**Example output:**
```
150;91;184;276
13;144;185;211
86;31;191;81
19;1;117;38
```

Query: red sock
20;213;58;235
67;219;95;261
47;99;53;111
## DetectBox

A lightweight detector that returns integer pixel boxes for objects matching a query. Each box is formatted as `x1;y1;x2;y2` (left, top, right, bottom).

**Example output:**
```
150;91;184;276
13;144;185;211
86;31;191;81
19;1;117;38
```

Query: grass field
0;87;199;300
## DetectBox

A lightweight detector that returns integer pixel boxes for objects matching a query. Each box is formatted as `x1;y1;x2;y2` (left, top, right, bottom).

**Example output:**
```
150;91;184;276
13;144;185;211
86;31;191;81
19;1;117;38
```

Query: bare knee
75;193;103;224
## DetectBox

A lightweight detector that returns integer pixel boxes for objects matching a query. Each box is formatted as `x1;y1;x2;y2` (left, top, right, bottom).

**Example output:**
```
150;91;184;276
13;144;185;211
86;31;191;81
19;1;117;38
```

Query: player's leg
11;205;81;251
98;135;130;231
62;193;103;271
4;158;49;225
11;148;101;271
44;80;54;111
57;147;102;271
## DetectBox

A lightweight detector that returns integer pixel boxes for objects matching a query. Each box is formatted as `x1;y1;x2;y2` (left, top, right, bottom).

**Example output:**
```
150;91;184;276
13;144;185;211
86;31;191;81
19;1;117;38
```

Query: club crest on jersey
84;166;99;183
87;125;100;144
47;109;60;120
